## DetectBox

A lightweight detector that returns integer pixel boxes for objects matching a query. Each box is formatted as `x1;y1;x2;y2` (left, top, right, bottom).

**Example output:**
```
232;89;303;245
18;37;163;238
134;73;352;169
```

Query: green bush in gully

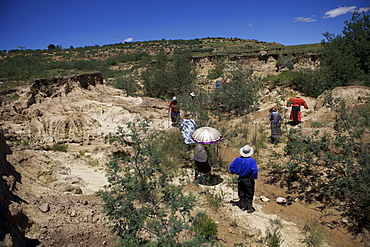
115;76;139;97
268;93;370;236
141;50;196;99
210;68;261;116
99;119;218;246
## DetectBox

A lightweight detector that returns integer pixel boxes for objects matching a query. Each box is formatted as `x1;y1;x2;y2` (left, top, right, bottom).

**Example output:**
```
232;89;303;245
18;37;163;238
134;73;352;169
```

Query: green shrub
286;69;325;98
192;212;218;240
154;128;191;170
114;76;139;96
141;50;196;99
276;55;295;71
263;70;295;84
321;12;370;85
52;143;68;152
210;69;261;116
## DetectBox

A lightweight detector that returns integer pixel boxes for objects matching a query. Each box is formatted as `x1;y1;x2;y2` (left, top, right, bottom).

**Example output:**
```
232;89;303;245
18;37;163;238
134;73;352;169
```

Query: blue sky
0;0;369;50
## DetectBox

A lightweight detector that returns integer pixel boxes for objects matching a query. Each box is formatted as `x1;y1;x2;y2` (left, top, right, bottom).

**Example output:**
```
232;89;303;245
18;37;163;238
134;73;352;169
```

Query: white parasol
191;127;223;144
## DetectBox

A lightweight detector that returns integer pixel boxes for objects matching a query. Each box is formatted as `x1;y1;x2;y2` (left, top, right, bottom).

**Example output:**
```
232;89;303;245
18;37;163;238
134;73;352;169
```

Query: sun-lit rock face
1;72;170;145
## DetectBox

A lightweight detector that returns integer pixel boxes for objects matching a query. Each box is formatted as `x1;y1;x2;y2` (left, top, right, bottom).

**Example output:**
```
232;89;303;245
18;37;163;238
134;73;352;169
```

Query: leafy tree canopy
320;11;370;87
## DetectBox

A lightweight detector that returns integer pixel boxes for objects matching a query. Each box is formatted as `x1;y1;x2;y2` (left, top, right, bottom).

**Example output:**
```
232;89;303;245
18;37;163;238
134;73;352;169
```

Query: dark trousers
292;106;300;123
238;177;255;202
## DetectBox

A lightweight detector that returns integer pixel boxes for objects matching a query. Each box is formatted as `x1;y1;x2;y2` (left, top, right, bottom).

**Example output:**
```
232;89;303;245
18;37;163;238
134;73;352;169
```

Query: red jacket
287;98;308;109
169;100;179;112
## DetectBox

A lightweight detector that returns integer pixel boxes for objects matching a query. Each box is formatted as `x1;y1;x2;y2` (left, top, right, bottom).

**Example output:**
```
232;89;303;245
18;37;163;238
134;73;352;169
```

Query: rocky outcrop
0;128;39;247
0;72;169;146
193;52;319;80
13;72;103;114
315;86;370;109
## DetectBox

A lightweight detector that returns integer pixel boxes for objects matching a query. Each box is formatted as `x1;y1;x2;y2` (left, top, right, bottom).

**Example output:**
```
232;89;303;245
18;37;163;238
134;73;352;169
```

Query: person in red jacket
169;96;180;126
286;96;308;125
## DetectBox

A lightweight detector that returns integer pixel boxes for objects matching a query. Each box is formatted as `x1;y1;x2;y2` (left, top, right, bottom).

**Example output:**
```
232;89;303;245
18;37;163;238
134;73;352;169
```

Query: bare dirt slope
1;76;369;246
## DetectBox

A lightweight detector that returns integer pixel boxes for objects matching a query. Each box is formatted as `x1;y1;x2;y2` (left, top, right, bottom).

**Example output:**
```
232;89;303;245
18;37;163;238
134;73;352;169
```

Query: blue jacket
229;157;258;179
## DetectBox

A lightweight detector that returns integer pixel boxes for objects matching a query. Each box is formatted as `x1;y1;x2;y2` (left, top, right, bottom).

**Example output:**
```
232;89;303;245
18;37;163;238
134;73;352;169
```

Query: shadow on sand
196;174;223;186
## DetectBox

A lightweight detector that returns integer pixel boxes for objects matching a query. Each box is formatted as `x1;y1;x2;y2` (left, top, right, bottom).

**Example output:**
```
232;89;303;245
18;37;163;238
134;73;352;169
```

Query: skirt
171;111;180;122
270;121;282;138
194;160;211;173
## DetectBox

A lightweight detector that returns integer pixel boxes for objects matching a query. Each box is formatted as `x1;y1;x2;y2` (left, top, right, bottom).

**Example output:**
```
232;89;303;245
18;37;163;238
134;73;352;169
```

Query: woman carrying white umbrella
193;143;212;182
191;127;222;183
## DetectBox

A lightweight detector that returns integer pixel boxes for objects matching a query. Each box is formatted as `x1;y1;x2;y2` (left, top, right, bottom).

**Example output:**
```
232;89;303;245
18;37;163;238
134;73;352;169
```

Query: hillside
1;69;369;246
0;38;321;93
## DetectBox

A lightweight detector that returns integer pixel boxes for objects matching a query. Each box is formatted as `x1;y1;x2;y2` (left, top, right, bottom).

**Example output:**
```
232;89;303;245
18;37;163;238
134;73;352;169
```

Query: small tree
276;55;295;71
142;50;197;99
169;51;197;96
207;59;225;80
99;119;214;246
115;76;138;96
210;68;261;116
47;44;56;50
141;50;171;98
320;11;370;87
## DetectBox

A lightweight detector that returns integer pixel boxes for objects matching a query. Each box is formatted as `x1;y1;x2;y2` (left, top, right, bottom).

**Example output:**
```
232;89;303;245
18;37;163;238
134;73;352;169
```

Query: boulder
276;197;287;204
39;203;50;212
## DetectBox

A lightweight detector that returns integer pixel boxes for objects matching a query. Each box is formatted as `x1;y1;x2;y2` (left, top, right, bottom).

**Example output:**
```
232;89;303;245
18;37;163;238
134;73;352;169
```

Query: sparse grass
306;110;314;115
263;227;284;247
270;217;283;228
71;151;100;166
302;219;326;247
311;122;324;128
21;140;29;146
205;188;225;211
1;94;20;104
86;157;100;167
251;123;268;158
230;217;238;227
258;217;285;247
